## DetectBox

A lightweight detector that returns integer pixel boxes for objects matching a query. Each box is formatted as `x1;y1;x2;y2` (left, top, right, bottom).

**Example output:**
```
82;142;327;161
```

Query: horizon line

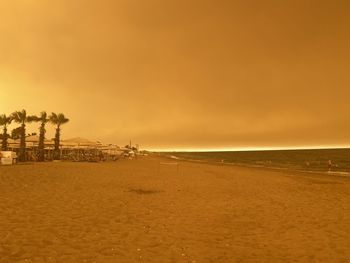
147;145;350;152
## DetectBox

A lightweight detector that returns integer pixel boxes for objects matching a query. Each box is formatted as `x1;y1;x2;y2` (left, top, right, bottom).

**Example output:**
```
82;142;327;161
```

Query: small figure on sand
328;159;332;172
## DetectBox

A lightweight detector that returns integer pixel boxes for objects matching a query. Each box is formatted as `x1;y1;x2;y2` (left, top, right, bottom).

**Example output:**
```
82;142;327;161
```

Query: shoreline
161;154;350;180
2;155;350;181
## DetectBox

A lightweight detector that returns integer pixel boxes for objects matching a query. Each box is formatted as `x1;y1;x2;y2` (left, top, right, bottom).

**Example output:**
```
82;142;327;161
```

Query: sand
0;157;350;262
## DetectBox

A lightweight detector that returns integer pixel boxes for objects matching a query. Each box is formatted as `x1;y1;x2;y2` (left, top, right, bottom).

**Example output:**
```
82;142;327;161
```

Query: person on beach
328;160;332;172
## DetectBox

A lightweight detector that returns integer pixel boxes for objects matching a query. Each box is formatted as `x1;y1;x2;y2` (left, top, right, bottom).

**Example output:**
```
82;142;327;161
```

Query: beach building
1;136;122;162
5;135;55;161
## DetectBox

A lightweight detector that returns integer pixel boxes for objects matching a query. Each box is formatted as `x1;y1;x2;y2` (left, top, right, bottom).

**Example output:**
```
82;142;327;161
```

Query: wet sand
0;157;350;262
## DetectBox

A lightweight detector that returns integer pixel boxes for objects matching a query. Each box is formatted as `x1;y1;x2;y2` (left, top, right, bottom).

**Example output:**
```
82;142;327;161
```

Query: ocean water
162;148;350;175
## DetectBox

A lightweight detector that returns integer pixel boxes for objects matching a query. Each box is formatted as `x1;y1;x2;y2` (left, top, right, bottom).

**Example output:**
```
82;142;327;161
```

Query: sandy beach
1;157;350;262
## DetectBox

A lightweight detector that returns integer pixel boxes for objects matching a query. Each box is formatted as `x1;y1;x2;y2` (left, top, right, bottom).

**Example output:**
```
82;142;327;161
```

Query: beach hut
6;138;19;150
5;135;55;161
60;137;102;162
62;137;101;148
99;144;123;161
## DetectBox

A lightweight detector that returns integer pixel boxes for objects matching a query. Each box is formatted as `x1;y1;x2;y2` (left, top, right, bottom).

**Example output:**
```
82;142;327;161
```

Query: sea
161;148;350;176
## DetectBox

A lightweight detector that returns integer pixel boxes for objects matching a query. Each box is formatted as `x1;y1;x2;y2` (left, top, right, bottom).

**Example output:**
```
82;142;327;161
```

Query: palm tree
11;110;36;162
49;113;69;160
32;112;50;161
0;114;12;151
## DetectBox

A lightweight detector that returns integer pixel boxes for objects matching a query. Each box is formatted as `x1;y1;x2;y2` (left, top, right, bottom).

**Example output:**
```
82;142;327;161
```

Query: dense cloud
0;0;349;150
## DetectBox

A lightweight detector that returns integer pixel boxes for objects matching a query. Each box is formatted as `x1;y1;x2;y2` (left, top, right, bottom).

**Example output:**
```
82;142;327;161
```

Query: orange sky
1;0;350;150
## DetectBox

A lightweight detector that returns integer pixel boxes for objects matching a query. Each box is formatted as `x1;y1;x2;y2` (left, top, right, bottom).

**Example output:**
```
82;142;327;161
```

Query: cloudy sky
0;0;349;150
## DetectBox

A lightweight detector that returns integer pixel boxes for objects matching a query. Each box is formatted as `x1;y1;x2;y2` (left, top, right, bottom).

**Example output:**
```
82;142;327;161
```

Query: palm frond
11;109;27;123
0;114;12;126
49;112;58;124
50;113;69;126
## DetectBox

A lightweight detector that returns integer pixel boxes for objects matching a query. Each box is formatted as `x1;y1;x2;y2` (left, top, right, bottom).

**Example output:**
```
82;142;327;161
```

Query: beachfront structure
60;138;123;161
6;135;55;161
1;136;122;162
60;137;101;161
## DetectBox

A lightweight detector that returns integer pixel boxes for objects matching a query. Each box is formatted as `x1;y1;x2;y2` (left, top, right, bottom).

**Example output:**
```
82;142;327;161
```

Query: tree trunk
19;124;26;162
1;126;8;151
54;126;61;160
38;123;45;161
